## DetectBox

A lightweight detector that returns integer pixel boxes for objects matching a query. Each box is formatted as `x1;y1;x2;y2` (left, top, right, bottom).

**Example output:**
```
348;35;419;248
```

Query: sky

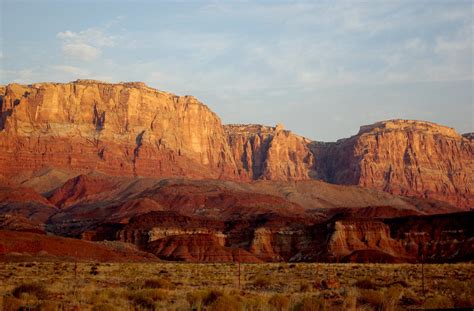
1;0;472;141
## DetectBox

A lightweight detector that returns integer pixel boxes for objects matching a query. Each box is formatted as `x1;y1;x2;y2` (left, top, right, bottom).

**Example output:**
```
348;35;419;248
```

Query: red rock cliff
224;123;316;180
0;80;239;179
316;120;473;208
1;81;472;208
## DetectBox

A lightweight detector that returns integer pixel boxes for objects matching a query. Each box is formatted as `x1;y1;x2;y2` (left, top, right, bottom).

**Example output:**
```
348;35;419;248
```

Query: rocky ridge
1;81;472;208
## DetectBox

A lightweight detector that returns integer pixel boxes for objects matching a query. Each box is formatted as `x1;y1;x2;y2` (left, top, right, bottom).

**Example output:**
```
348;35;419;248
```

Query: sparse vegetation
269;293;290;311
292;296;325;311
12;282;49;300
0;262;472;310
144;278;176;290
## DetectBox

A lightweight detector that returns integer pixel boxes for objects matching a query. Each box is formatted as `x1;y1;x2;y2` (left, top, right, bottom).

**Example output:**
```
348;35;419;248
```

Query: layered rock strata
315;120;473;208
0;80;238;180
1;81;472;207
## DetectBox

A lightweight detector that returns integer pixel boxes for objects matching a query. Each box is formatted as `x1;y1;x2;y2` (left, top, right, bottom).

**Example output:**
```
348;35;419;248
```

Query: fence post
237;249;241;290
421;253;425;297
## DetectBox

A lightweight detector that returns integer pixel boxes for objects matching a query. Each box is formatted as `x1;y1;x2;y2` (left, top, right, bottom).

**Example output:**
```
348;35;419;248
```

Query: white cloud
57;27;114;61
53;65;90;76
62;43;101;61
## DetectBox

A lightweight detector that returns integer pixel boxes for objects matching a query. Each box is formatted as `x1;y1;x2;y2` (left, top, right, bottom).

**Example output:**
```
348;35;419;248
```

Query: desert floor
0;261;472;310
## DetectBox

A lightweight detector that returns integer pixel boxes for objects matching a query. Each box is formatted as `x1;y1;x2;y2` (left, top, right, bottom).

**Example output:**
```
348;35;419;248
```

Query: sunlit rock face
315;120;474;208
0;80;239;180
224;123;316;181
1;81;472;207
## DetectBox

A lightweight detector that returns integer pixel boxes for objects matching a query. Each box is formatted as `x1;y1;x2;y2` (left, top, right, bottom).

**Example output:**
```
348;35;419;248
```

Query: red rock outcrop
224;124;316;180
111;209;474;263
0;80;239;180
1;81;471;208
0;186;57;232
0;230;157;262
315;120;473;208
147;234;261;262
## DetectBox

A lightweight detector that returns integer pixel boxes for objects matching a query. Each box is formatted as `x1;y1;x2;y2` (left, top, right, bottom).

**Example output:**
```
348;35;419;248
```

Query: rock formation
0;80;238;180
316;120;473;208
224;124;316;180
0;230;157;262
108;209;474;263
1;81;472;208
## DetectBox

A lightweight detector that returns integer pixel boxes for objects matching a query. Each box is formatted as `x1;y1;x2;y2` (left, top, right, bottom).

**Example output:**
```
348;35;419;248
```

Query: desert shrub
202;289;224;306
398;288;421;306
209;294;243;311
128;289;169;310
389;280;408;288
143;278;175;290
383;285;404;309
12;283;49;300
187;288;224;309
292;296;325;311
242;294;269;311
454;293;474;308
39;301;62;311
2;297;24;311
186;290;208;310
300;281;313;292
90;265;99;275
358;289;384;307
253;275;271;289
92;303;117;311
422;295;454;309
268;294;290;311
320;277;340;289
130;295;154;310
354;278;377;290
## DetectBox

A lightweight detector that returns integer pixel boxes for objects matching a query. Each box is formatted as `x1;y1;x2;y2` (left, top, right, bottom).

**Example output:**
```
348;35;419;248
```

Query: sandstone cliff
1;81;472;207
0;80;238;180
109;209;474;263
315;120;473;208
224;124;316;180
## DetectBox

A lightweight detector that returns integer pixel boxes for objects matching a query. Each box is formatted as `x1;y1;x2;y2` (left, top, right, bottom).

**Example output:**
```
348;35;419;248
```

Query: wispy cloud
57;28;115;61
52;65;90;76
1;1;472;139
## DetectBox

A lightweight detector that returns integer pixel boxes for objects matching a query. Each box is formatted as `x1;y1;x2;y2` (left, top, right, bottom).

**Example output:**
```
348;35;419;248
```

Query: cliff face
224;124;316;180
1;81;472;207
316;120;473;208
111;210;474;263
0;80;238;180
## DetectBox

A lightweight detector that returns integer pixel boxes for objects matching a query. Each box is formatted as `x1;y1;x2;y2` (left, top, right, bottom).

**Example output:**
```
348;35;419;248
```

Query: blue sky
1;0;472;141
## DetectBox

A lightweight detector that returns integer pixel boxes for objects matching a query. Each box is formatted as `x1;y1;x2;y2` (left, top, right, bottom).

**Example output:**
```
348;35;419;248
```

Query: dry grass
0;261;472;310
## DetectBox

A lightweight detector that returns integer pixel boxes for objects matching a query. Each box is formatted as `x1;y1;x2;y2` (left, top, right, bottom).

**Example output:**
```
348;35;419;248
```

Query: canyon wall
224;124;316;180
316;120;473;208
0;80;238;180
1;81;472;207
113;210;473;263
